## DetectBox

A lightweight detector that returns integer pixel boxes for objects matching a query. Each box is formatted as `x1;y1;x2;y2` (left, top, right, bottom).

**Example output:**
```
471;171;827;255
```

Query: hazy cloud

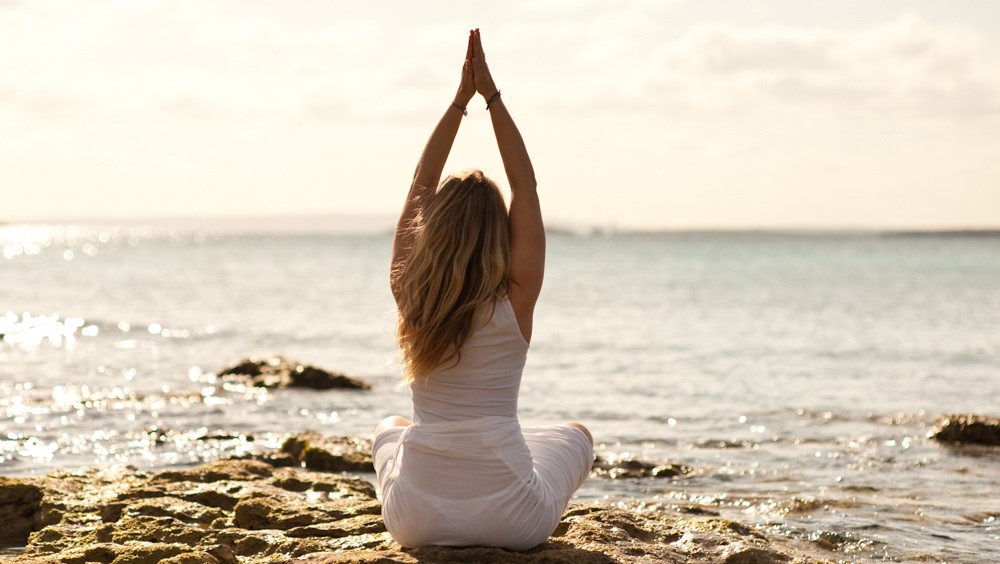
632;14;1000;119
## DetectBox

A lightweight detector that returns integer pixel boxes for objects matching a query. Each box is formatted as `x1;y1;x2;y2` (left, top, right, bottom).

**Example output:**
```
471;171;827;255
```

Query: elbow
513;174;537;194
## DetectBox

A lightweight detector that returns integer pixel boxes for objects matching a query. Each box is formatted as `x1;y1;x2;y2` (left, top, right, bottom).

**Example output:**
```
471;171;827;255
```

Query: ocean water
1;222;998;562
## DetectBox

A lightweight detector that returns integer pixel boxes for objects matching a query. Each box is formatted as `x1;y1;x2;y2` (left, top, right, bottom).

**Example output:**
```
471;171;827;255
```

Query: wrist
485;90;502;110
450;99;468;116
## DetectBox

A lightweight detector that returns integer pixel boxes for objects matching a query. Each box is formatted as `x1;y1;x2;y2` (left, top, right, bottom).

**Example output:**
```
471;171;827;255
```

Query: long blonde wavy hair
396;169;510;382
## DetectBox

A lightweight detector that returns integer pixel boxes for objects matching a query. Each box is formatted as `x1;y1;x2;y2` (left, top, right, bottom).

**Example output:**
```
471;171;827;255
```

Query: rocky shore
0;433;832;564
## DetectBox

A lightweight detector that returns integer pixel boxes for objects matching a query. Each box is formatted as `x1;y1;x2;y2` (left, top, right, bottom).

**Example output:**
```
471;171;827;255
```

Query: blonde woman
372;29;594;550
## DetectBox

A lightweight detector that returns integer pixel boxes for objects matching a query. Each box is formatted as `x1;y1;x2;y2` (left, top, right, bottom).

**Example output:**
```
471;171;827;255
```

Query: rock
282;434;375;473
207;544;237;564
217;355;370;390
285;514;386;539
233;491;380;530
0;477;43;546
151;458;276;484
591;454;693;480
929;414;1000;446
292;504;821;563
6;443;831;563
101;496;228;525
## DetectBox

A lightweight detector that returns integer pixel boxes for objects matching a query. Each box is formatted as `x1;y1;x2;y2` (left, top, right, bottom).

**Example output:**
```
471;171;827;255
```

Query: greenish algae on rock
0;439;833;563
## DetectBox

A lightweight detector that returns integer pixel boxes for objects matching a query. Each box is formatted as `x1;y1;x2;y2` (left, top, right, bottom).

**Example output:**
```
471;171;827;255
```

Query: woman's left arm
390;33;476;300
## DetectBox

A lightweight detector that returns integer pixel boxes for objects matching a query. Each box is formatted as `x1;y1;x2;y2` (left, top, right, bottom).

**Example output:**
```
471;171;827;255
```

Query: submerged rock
591;454;693;480
217;355;370;390
929;414;1000;446
1;447;831;563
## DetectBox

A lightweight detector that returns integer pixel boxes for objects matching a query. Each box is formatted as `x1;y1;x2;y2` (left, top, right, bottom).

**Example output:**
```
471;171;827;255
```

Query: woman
372;29;594;551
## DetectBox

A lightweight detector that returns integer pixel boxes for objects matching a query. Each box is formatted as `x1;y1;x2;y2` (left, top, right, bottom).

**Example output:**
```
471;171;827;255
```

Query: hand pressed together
455;32;476;107
455;29;499;109
470;29;499;101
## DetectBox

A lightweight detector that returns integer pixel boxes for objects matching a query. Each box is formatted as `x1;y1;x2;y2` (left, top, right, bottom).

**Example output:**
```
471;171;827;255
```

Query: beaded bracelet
451;101;468;116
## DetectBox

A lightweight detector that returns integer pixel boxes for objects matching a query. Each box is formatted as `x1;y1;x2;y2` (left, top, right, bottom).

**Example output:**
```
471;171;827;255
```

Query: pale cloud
4;3;998;123
0;87;97;120
629;14;1000;119
0;2;470;123
487;9;1000;120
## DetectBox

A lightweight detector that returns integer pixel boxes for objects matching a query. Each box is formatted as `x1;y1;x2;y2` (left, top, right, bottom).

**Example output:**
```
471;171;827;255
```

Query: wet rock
591;454;693;480
7;446;829;563
217;355;370;390
282;433;375;473
929;414;1000;446
0;477;43;546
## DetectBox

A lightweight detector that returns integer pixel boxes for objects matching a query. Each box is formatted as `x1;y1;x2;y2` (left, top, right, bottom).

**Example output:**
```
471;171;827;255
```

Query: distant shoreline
2;217;999;238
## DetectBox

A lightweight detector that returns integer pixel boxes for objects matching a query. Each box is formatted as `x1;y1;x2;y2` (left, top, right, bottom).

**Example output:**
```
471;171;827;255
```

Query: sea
1;220;998;562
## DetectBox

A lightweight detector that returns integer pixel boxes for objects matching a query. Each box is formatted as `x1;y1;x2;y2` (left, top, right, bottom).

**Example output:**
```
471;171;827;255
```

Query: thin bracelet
486;90;501;110
451;101;468;116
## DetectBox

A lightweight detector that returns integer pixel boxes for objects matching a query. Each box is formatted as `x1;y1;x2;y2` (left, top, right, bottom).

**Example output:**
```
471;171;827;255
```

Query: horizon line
2;214;1000;236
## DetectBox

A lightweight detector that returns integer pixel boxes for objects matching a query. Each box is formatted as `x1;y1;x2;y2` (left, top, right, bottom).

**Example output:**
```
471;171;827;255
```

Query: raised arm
471;29;544;339
390;35;476;301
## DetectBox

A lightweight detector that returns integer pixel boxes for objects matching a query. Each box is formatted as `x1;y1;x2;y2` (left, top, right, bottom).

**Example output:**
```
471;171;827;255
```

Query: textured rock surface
281;434;376;473
929;414;1000;446
0;477;43;546
217;355;370;390
1;442;832;563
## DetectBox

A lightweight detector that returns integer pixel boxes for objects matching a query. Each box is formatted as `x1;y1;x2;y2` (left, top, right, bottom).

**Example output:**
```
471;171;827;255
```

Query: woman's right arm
471;29;544;341
390;34;476;301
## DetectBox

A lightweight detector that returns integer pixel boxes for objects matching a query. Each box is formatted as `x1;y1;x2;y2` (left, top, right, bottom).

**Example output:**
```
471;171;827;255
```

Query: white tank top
409;297;529;424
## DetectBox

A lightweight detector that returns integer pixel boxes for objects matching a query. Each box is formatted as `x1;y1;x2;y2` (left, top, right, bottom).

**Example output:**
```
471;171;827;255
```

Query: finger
473;28;484;59
466;31;473;60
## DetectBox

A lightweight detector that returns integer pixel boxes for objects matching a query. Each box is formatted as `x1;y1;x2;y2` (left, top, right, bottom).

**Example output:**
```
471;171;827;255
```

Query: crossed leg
564;421;593;446
375;415;413;436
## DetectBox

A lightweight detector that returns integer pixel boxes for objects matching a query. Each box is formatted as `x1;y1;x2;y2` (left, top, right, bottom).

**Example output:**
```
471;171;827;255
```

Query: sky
2;1;999;230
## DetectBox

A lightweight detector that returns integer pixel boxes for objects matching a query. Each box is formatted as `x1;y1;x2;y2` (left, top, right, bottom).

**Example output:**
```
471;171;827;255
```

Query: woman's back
410;298;528;424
